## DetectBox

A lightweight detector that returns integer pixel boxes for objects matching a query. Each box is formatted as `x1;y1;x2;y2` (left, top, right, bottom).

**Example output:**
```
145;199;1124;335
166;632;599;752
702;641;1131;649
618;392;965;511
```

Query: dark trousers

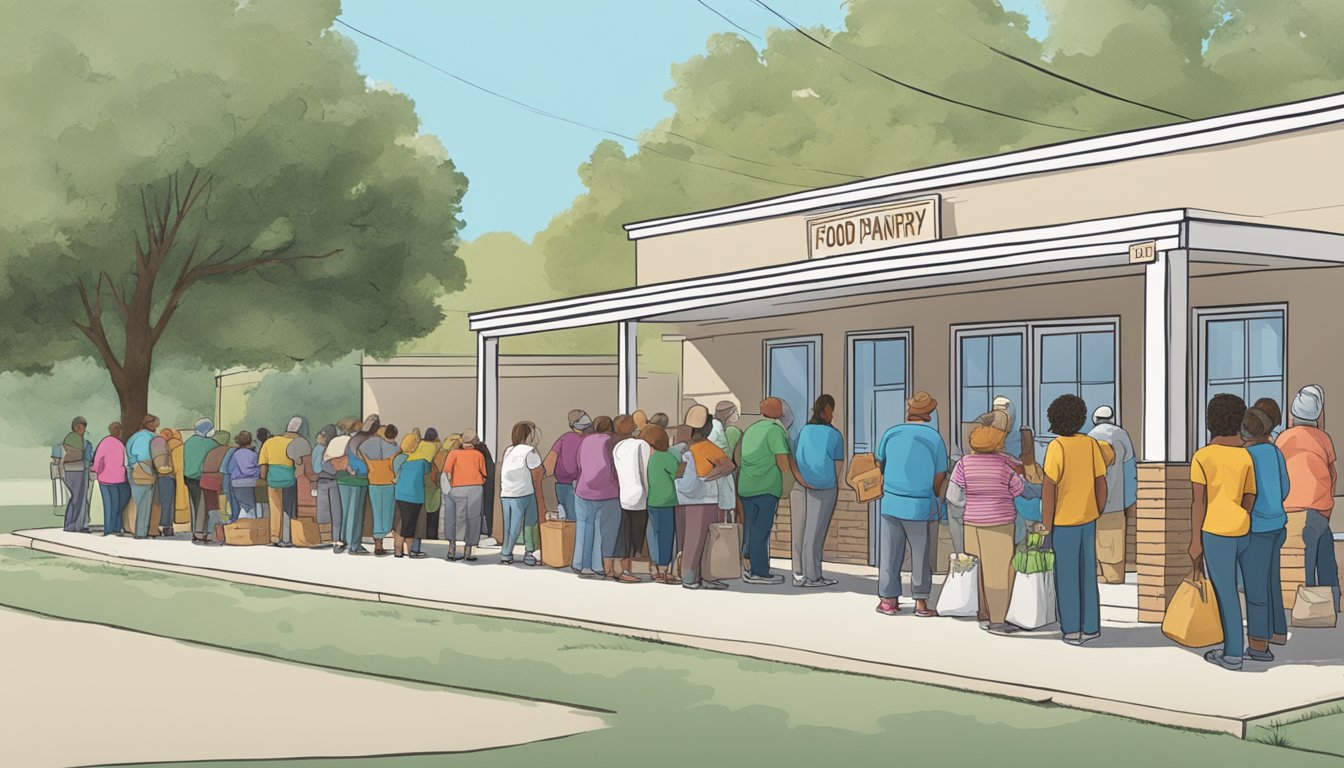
1053;521;1100;636
1303;510;1340;607
1203;531;1250;659
740;494;778;577
155;475;176;529
1244;527;1288;641
99;482;130;535
186;476;207;535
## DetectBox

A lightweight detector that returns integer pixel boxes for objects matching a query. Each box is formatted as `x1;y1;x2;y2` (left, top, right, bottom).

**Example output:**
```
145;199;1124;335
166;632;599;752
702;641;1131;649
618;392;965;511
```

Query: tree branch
74;278;123;377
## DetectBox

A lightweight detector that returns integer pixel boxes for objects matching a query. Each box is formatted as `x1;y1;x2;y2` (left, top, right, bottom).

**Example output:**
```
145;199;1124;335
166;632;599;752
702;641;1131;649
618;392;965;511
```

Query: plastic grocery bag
1006;571;1057;630
1291;585;1338;629
1161;571;1223;647
936;554;979;617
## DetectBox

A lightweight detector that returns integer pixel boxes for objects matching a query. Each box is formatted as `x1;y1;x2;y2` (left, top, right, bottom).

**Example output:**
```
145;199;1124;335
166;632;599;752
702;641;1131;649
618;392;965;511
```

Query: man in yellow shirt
1041;394;1107;645
1189;394;1257;671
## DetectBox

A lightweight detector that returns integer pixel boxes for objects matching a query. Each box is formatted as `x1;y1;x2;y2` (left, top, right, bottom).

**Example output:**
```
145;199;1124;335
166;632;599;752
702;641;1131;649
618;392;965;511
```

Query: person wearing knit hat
1278;385;1338;611
543;409;592;521
1241;404;1291;656
710;400;743;459
184;418;221;543
872;392;948;617
1088;405;1136;584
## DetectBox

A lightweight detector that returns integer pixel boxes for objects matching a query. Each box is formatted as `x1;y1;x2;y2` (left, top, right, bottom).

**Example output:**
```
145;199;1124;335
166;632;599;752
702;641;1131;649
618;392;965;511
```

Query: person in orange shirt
442;430;489;561
1277;385;1338;607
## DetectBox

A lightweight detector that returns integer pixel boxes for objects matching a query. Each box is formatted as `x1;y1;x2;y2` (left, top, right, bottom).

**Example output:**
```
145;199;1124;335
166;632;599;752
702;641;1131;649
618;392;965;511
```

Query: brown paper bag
1291;585;1338;628
540;520;575;569
702;516;742;582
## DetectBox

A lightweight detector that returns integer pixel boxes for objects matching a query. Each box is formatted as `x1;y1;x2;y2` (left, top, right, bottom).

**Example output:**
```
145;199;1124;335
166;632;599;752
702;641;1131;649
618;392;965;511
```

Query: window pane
1248;379;1285;425
961;336;989;387
874;339;906;387
992;334;1023;387
1248;317;1284;378
993;387;1024;425
961;386;989;424
1204;382;1247;410
1040;334;1077;383
1080;332;1115;383
1038;382;1078;435
852;341;875;453
1206;320;1246;382
1081;384;1116;432
769;345;811;443
874;389;906;445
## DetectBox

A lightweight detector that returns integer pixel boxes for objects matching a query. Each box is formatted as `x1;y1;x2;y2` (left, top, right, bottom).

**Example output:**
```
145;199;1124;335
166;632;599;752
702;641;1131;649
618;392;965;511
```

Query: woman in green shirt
642;424;681;584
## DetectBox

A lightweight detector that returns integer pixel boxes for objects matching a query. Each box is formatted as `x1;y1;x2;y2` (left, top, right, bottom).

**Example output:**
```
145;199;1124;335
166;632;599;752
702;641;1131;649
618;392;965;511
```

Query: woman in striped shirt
950;424;1026;635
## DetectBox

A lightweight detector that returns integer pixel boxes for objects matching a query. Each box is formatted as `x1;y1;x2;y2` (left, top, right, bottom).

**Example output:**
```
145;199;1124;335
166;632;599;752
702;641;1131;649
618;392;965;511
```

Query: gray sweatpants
790;485;838;583
879;515;934;600
62;470;88;532
316;478;342;545
448;485;483;546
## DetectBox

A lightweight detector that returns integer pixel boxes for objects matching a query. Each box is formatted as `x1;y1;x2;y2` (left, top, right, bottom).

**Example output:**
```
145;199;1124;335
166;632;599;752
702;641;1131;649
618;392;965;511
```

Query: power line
696;0;761;41
333;17;859;187
931;13;1191;121
749;0;1089;133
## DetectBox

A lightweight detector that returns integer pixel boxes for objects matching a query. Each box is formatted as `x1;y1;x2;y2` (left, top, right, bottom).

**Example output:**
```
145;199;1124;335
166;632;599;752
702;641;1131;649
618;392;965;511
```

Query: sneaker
792;574;806;587
499;557;514;565
703;580;729;590
876;598;899;616
1077;632;1101;645
743;572;785;585
1062;633;1083;646
523;554;538;567
1204;649;1243;671
979;621;992;631
579;569;604;579
802;578;837;588
682;581;704;590
273;541;294;549
988;623;1021;636
333;545;346;555
348;548;372;556
409;552;428;560
1247;647;1275;662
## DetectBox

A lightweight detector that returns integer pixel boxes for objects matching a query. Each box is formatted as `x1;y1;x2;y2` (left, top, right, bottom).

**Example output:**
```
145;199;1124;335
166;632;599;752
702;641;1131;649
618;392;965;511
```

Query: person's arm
1041;478;1056;532
1094;476;1107;514
934;471;948;498
1189;483;1207;564
531;463;546;512
774;454;791;480
703;453;736;480
1242;491;1257;513
543;450;558;478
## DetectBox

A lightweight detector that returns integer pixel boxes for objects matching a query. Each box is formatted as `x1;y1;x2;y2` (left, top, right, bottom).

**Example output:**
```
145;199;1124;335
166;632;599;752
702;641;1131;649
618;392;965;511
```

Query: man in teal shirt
183;418;219;542
736;398;797;584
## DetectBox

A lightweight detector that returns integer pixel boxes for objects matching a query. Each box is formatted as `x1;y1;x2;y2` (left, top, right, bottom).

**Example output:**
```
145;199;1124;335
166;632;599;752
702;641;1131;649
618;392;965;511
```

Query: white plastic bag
936;554;979;617
1005;571;1057;630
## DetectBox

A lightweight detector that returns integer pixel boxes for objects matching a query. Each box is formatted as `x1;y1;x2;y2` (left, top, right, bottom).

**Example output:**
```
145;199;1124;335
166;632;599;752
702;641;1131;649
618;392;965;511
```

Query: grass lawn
0;546;1340;767
0;505;61;534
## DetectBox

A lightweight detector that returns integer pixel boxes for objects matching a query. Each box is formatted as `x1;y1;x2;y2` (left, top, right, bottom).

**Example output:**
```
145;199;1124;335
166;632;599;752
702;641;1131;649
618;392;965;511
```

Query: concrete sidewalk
9;527;1344;736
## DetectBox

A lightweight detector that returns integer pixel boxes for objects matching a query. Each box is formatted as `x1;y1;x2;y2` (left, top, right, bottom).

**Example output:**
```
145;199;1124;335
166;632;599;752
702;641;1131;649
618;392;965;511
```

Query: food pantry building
471;93;1344;622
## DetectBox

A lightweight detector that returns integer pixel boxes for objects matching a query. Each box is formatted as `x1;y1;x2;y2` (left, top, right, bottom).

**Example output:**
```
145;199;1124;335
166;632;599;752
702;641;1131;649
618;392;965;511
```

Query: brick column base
1282;511;1307;610
1136;463;1192;623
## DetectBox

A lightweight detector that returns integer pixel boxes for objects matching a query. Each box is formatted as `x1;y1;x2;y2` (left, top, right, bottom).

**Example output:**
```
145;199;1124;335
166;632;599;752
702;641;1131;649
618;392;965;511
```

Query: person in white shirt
1088;405;1136;584
498;422;545;566
611;414;652;583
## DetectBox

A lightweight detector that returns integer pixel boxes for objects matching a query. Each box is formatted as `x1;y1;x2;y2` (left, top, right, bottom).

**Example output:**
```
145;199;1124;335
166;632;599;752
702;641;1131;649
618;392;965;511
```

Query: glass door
849;331;911;565
765;336;820;445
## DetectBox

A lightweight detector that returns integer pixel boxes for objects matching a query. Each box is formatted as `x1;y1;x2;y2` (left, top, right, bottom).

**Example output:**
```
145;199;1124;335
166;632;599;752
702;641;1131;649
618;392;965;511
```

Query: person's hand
1188;539;1203;565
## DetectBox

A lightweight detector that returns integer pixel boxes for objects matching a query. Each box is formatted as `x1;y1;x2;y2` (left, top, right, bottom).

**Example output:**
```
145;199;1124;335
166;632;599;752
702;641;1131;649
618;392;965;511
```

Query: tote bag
1161;569;1223;647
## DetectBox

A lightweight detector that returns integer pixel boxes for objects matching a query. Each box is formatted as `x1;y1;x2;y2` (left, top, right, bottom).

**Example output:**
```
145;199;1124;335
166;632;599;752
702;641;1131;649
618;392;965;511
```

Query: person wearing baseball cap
1278;384;1338;610
543;409;593;521
873;392;948;617
1088;405;1136;584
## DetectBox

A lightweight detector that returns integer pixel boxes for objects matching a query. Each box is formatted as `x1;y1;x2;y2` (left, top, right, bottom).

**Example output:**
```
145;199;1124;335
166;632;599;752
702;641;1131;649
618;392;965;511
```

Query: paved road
0;607;602;767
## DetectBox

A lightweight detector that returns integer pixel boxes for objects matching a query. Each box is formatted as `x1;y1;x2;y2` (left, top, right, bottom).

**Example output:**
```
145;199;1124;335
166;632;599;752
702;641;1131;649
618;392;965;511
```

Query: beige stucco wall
637;124;1344;285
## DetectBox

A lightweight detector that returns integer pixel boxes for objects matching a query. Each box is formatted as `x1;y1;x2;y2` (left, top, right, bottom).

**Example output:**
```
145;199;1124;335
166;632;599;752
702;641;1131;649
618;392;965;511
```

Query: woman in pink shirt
950;425;1026;634
92;423;130;536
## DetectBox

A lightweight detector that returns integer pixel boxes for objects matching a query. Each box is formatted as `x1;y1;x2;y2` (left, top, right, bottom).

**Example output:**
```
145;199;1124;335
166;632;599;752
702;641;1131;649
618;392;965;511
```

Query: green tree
0;0;467;430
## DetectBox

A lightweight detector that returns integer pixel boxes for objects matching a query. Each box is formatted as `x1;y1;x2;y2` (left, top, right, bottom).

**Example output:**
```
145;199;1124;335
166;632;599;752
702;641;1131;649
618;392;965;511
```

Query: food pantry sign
807;196;941;259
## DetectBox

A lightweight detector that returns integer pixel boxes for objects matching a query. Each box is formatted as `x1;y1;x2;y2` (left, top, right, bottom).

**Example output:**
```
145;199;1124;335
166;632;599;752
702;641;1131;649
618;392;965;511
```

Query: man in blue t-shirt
874;391;948;617
791;394;846;588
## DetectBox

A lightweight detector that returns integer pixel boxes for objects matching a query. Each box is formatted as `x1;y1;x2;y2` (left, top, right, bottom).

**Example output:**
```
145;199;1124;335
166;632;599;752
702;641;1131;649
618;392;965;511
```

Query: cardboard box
223;518;269;546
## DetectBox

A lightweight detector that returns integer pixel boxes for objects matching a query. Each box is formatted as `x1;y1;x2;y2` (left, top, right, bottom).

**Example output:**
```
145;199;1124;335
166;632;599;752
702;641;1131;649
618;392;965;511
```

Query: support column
1137;248;1192;623
476;334;499;458
618;320;638;414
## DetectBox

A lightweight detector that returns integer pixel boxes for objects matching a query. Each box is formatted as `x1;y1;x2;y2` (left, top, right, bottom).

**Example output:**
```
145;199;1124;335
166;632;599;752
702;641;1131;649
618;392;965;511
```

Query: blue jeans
99;481;129;535
1244;527;1287;641
1053;521;1100;636
369;485;395;539
740;494;778;577
572;496;608;572
1203;531;1250;659
1303;510;1340;607
131;480;155;537
555;483;576;521
502;496;539;558
647;506;676;567
339;484;368;550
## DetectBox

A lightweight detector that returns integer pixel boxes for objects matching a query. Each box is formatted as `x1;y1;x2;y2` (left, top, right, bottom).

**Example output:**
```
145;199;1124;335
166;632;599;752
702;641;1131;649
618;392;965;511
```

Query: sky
339;0;1048;241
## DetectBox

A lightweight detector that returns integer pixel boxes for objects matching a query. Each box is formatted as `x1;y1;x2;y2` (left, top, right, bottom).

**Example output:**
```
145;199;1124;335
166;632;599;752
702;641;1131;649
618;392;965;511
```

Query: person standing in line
151;428;178;538
1277;385;1339;607
949;424;1024;632
873;392;947;616
360;422;400;556
474;431;497;543
1088;406;1136;584
227;432;261;519
341;417;375;556
677;405;736;590
408;427;443;559
183;418;219;544
1189;394;1257;670
710;401;744;458
1241;405;1291;657
197;430;232;542
164;427;190;529
442;429;489;561
499;421;545;566
574;416;620;580
392;430;430;559
792;395;846;589
92;422;129;536
322;432;352;553
253;427;274;521
259;416;313;549
544;410;592;521
641;424;680;584
736;398;797;585
60;417;90;533
1040;394;1108;646
126;414;159;539
612;414;651;583
312;425;342;551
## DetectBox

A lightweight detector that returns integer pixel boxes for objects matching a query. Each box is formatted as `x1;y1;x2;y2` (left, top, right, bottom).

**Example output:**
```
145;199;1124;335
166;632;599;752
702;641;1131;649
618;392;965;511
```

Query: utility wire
334;17;859;187
749;0;1089;133
696;0;761;40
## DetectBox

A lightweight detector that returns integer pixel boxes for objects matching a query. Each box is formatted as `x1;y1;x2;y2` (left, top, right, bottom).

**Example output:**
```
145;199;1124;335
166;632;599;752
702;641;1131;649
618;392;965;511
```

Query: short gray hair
71;416;87;430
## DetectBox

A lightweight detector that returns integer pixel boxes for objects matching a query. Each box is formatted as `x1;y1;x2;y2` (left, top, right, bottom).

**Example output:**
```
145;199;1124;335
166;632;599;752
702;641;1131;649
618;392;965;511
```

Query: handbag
847;453;883;503
1161;566;1223;647
702;506;742;582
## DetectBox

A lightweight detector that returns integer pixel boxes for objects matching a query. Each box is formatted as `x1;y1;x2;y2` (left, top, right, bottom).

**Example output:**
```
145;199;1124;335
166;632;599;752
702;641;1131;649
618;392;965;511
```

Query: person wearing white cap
1277;384;1339;607
258;416;313;548
183;418;219;543
314;425;345;552
1089;405;1136;584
